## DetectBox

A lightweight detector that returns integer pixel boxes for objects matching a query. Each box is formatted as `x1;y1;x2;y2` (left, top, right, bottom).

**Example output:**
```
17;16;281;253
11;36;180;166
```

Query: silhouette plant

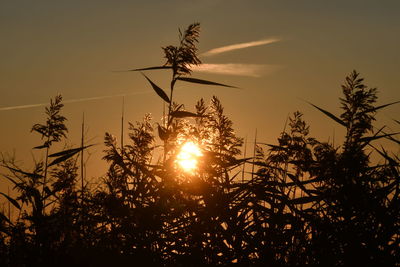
0;24;398;267
96;23;248;265
0;95;91;265
252;71;399;266
305;71;400;266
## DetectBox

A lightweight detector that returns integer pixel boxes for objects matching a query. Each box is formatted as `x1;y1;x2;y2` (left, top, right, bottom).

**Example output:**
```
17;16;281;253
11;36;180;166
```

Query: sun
176;141;203;173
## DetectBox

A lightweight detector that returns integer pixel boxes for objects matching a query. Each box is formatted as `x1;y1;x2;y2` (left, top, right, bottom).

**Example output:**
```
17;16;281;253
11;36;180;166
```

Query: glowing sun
176;141;202;173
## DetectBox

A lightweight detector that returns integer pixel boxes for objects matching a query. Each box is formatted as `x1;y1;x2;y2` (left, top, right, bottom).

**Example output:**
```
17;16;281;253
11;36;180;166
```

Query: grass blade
3;166;42;179
177;77;238;88
49;145;93;158
142;73;170;103
127;66;172;71
306;101;346;127
33;144;49;149
0;212;13;226
368;100;400;112
360;132;399;143
157;124;168;141
48;145;94;167
48;153;78;167
0;192;21;210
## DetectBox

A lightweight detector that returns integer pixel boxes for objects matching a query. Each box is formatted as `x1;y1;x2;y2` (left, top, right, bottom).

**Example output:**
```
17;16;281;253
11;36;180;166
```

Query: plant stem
42;135;50;215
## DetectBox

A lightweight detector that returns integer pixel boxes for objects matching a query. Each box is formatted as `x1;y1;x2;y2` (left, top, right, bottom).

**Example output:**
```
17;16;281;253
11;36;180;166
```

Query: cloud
191;63;280;77
0;91;150;112
201;38;280;57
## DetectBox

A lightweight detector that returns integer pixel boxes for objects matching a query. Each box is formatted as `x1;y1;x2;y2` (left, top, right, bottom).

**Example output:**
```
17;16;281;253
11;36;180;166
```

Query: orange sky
1;0;399;186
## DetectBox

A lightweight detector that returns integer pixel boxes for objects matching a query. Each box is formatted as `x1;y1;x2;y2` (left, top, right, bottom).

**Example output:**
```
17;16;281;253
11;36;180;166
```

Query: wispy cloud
201;37;280;57
0;91;150;112
191;63;280;77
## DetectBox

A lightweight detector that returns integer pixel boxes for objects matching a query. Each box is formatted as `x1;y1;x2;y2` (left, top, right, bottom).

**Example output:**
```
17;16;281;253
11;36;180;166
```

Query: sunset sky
1;0;399;180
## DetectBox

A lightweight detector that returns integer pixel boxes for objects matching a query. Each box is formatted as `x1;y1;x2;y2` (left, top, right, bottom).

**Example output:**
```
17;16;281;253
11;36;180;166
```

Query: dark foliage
0;24;398;266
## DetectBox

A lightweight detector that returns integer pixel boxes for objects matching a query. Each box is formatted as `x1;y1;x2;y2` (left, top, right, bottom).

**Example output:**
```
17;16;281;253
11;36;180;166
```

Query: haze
1;0;399;182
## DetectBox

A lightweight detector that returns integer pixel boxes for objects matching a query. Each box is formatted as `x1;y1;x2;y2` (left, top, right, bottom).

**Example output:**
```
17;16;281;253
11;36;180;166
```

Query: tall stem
81;113;85;200
167;76;176;129
121;97;125;156
251;129;257;180
164;72;177;165
42;134;50;215
242;136;247;182
80;113;85;234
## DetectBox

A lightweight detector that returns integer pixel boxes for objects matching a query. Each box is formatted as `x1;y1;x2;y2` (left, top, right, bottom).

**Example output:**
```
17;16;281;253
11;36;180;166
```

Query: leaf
306;101;346;127
360;133;399;144
0;212;12;226
370;144;398;168
1;175;19;187
176;77;238;88
367;100;400;112
382;131;400;145
0;192;21;210
257;142;287;151
127;66;172;71
286;173;315;196
157;124;168;141
170;110;205;118
49;145;93;158
48;153;77;167
29;187;43;213
48;145;93;167
376;181;398;196
4;166;42;179
387;136;400;145
33;144;49;149
44;186;52;197
142;73;170;103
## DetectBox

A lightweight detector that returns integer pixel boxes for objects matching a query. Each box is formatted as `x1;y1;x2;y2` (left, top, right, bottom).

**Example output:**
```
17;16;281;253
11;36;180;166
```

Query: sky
1;0;399;185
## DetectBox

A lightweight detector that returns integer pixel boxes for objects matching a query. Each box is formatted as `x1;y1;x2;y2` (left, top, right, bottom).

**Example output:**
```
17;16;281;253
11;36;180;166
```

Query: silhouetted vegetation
0;24;399;266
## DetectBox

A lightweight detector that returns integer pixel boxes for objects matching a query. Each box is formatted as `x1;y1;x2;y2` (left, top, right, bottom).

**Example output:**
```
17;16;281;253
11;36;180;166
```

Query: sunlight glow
176;141;203;173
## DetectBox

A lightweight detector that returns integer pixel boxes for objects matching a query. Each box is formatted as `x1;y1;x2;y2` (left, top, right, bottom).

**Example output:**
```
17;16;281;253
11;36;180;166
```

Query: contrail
201;37;280;57
191;63;281;77
0;91;150;112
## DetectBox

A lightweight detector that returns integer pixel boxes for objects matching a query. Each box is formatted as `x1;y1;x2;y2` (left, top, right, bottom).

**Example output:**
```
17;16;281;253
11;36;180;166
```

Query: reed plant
0;24;398;266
